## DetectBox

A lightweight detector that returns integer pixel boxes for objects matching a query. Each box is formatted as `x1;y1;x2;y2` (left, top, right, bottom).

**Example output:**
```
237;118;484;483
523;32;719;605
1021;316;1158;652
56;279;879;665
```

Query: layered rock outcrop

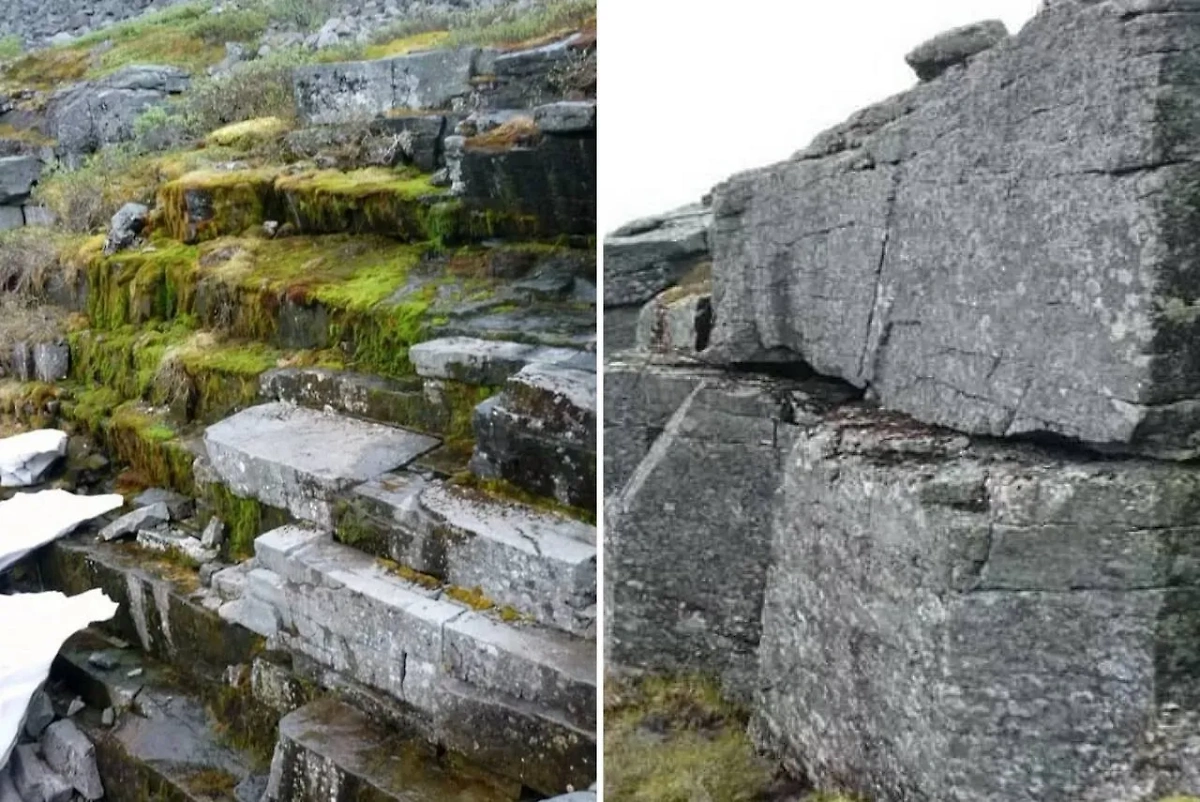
606;2;1200;800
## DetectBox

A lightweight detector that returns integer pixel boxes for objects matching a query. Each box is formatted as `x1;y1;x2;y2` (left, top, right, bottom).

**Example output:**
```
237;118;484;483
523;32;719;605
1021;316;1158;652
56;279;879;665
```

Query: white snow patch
0;430;69;488
0;489;124;573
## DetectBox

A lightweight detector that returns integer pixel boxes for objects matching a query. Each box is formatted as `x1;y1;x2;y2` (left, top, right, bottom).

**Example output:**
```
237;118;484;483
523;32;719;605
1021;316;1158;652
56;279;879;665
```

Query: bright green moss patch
159;168;281;243
207;116;292;150
605;675;776;802
362;30;451;60
203;482;292;561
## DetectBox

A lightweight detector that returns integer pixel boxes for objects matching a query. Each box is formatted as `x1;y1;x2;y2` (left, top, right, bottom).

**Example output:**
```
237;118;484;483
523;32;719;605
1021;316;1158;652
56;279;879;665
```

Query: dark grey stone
133;488;193;521
103;202;148;255
604;203;711;309
41;719;103;800
22;689;54;739
0;156;40;204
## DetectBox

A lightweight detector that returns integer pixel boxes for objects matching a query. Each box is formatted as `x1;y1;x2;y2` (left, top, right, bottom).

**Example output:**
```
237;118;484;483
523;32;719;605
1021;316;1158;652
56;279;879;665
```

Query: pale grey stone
203;403;440;528
0;156;40;204
408;336;538;385
99;708;114;727
103;202;148;254
32;341;69;383
604;203;711;309
200;517;225;549
0;206;23;231
635;283;713;356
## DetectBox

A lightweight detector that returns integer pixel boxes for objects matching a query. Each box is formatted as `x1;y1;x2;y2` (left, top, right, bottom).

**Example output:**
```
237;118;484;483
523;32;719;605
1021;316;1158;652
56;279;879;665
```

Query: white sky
599;0;1042;234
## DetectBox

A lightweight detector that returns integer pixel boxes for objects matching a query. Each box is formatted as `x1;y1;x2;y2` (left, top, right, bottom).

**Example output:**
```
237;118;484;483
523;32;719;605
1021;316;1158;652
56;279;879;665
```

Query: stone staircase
2;17;597;802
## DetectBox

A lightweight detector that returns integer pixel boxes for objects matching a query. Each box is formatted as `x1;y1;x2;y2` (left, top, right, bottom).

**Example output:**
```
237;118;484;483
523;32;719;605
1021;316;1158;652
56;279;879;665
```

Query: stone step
245;526;595;726
264;698;523;802
50;631;268;802
38;537;264;676
203;403;441;530
214;525;595;792
335;473;597;636
409;336;590;386
470;363;597;511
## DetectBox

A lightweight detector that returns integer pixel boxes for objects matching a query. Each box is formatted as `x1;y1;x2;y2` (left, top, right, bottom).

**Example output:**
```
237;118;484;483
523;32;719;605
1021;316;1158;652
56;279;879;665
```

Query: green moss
206;116;291;150
203;483;291;561
453;472;595;526
605;674;776;802
276;168;455;241
159;169;280;243
333;500;391;558
183;768;239;796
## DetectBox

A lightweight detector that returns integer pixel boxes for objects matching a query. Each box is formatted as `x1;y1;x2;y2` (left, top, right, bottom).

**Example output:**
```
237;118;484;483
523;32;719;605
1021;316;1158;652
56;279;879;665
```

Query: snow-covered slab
0;430;68;488
0;589;118;770
0;490;124;573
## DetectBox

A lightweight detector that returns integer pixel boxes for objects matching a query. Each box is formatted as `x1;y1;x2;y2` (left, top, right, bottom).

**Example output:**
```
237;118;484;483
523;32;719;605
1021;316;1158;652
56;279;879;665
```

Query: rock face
606;4;1200;800
48;65;190;157
707;2;1200;458
757;410;1200;802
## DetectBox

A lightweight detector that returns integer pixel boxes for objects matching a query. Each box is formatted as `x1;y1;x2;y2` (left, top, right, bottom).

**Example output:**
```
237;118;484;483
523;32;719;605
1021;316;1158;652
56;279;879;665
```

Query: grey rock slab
132;488;193;521
0;156;40;204
501;363;596;441
409;337;539;385
10;744;72;802
0;206;23;232
103;202;148;254
136;529;216;564
604;203;711;307
97;502;169;542
754;406;1200;802
351;475;597;635
905;19;1010;81
534;101;596;133
40;719;103;800
265;698;521;802
708;3;1200;457
203;403;440;528
391;46;478;110
200;517;225;549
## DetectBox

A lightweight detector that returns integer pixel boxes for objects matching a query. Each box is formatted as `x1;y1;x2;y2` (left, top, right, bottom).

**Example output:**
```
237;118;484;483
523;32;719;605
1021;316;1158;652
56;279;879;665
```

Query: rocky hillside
606;3;1200;802
0;1;597;800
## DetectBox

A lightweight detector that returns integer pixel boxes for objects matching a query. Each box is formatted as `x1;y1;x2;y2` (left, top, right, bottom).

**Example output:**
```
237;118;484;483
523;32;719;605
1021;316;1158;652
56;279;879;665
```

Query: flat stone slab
755;405;1200;802
265;698;521;802
409;337;585;386
204;403;440;528
707;3;1200;457
343;474;597;635
243;526;596;733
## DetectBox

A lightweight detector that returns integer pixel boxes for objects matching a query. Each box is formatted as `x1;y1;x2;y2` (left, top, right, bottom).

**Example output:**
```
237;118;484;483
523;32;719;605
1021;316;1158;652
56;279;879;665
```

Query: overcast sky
599;0;1042;234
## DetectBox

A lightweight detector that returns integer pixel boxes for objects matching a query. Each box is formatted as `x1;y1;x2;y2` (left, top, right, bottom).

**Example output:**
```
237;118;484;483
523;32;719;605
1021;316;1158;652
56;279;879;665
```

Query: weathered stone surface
534;101;596;133
97;502;169;542
10;744;72;802
32;341;69;383
708;3;1200;457
258;367;448;434
48;65;189;156
41;719;103;800
905;20;1009;81
204;403;440;528
102;202;148;255
409;336;584;386
341;474;597;635
605;204;711;310
22;689;54;739
607;373;851;700
635;281;713;355
0;156;40;204
476;34;590;110
135;528;217;564
754;407;1200;802
455;131;596;237
294;48;476;125
370;113;448;172
264;698;521;802
0;429;67;488
0;205;23;231
246;526;595;729
471;364;597;510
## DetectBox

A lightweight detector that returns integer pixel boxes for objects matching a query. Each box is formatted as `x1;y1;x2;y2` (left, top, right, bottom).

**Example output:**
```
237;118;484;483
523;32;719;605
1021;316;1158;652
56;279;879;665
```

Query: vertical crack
856;168;903;384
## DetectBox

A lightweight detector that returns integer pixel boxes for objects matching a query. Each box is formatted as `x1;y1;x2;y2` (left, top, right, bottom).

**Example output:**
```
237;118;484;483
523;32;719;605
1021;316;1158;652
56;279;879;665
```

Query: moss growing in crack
159;169;281;243
453;472;595;525
106;404;197;495
208;665;283;769
333;500;391;558
84;241;201;330
203;483;291;561
276;168;453;241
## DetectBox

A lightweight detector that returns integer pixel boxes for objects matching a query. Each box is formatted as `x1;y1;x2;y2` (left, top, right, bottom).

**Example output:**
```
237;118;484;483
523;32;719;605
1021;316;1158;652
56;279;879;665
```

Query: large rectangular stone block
756;407;1200;802
707;3;1200;458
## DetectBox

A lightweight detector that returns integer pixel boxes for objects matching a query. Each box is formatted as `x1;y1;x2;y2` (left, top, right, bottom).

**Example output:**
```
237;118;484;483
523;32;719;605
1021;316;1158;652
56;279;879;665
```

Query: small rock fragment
65;698;85;717
100;708;115;727
905;20;1009;81
126;668;143;678
200;517;226;549
86;652;117;671
133;488;194;521
97;503;169;542
102;202;149;255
